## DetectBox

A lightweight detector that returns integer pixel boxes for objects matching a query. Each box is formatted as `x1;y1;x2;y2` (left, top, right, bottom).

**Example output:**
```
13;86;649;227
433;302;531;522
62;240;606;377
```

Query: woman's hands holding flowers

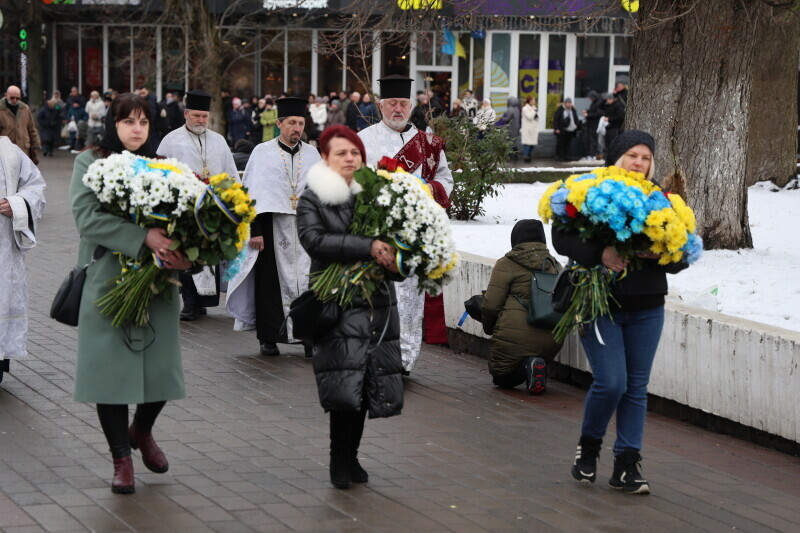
145;228;191;270
602;246;629;272
371;240;399;273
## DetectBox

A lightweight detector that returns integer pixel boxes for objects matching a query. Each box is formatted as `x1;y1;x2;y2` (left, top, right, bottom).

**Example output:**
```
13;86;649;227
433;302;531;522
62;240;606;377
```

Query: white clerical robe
226;139;321;340
158;126;238;295
0;138;46;359
358;121;454;372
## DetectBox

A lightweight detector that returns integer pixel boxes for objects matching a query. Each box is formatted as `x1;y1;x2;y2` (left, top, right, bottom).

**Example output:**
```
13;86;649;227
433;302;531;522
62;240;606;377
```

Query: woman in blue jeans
552;130;688;495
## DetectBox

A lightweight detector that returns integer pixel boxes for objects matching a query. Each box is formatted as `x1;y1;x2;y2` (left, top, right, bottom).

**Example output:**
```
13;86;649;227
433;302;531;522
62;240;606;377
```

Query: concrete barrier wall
445;252;800;444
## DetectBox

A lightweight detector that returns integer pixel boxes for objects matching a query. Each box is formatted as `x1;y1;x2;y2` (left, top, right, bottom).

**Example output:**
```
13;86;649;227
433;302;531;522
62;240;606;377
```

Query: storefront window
456;33;471;98
261;30;284;97
162;27;186;96
82;26;103;96
545;34;566;129
471;35;485;101
226;39;257;100
131;27;157;92
318;31;343;96
491;33;511;90
108;26;132;93
287;30;312;97
518;34;540;105
614;36;632;65
575;36;609;98
382;32;411;79
416;31;434;66
57;25;80;97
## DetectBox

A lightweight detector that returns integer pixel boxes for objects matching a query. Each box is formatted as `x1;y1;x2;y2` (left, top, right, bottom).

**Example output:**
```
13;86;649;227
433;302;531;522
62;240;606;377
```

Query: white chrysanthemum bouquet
82;152;256;327
310;159;458;307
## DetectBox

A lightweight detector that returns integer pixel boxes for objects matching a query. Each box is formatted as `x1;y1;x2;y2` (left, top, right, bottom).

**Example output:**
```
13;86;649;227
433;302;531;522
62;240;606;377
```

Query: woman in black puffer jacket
296;125;404;490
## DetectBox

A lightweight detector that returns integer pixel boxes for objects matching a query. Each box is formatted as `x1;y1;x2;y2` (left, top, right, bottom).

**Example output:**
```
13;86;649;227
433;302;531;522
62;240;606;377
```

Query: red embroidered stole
393;131;445;183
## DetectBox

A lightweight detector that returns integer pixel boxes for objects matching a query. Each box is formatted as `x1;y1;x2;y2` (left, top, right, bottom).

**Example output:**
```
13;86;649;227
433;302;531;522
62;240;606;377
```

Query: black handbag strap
84;245;107;269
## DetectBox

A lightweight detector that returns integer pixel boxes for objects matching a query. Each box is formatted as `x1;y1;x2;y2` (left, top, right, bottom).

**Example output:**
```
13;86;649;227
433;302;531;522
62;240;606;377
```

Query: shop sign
398;0;443;9
263;0;328;8
456;0;612;17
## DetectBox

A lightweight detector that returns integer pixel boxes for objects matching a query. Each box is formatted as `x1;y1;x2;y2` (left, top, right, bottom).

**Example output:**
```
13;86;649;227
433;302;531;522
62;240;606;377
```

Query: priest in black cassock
158;90;238;321
226;97;321;356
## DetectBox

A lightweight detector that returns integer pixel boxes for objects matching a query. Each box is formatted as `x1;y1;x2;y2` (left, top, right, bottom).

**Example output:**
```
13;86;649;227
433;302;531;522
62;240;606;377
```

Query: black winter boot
571;435;602;483
329;454;351;489
609;448;650;494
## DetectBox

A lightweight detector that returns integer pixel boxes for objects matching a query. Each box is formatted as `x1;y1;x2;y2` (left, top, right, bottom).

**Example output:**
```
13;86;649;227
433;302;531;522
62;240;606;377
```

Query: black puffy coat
296;162;404;418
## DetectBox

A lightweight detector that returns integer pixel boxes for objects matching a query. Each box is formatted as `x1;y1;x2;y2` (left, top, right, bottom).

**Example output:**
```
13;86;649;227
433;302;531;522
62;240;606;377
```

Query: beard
383;116;409;131
186;123;206;135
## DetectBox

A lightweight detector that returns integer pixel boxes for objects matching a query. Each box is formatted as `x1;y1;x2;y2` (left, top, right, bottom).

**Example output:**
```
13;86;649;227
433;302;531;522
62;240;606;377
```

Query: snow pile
450;179;800;332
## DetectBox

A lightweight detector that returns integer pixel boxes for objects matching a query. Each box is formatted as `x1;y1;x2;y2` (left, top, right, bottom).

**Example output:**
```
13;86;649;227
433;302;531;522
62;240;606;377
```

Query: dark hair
94;93;154;158
319;125;367;163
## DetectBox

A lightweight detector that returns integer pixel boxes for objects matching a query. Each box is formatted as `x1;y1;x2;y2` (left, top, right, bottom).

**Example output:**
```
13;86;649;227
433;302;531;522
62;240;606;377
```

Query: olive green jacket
481;242;563;377
70;150;185;404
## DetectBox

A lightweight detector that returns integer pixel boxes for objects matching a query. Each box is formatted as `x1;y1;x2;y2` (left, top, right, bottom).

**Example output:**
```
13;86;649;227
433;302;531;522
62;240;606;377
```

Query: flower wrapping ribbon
194;185;242;239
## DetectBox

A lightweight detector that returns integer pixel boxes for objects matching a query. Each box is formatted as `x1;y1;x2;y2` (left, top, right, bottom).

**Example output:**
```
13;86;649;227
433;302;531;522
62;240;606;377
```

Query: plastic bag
682;285;720;312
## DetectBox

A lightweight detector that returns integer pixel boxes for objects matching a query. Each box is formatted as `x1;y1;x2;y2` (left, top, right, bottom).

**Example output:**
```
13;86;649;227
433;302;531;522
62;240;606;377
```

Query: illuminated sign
398;0;442;9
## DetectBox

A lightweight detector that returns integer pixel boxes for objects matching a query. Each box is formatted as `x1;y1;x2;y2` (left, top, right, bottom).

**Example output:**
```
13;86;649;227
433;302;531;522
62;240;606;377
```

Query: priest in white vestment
358;76;454;374
0;136;46;383
157;90;238;321
227;97;321;357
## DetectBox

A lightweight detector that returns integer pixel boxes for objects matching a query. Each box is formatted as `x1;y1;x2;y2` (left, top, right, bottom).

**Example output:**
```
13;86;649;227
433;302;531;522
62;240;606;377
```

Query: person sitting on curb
480;219;563;395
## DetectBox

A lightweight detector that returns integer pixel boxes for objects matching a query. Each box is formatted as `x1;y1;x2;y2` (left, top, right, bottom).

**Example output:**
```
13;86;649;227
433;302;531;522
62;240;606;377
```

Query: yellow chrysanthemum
376;169;393;180
220;189;234;202
538;180;563;222
668;194;696;233
234;202;250;216
209;173;227;186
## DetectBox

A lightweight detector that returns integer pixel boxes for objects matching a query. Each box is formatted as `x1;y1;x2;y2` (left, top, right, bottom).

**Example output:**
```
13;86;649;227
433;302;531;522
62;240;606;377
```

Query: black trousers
329;409;368;457
583;123;599;157
179;268;220;308
96;402;166;458
492;360;529;389
254;213;287;343
556;131;576;160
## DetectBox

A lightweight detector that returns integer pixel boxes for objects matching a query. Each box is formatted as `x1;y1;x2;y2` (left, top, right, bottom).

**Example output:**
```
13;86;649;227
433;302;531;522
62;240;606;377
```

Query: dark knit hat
605;130;656;168
185;90;212;111
510;219;546;247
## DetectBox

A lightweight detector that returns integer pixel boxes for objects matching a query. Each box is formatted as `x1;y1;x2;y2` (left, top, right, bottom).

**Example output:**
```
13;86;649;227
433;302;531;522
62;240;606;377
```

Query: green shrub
432;116;512;220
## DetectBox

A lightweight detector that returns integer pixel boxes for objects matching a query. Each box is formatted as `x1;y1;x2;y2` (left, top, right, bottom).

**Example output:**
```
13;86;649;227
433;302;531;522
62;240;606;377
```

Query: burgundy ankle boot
129;425;169;473
111;456;135;494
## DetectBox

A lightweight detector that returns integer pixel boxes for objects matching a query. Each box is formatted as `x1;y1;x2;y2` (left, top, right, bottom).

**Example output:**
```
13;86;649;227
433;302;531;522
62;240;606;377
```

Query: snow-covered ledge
445;252;800;445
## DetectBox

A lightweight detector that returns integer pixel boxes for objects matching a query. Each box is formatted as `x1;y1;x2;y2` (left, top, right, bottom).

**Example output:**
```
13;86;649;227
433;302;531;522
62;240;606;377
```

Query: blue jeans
579;306;665;454
522;144;535;157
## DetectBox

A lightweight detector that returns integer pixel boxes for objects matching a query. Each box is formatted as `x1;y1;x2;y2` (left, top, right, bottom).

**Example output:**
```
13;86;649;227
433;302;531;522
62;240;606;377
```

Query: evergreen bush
432;116;512;220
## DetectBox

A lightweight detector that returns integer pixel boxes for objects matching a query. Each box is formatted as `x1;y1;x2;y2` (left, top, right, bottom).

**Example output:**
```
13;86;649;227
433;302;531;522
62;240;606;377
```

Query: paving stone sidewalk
2;152;800;532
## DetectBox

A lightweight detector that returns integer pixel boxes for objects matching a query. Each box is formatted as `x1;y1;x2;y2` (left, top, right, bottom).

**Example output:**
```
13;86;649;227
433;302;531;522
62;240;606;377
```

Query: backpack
512;257;563;329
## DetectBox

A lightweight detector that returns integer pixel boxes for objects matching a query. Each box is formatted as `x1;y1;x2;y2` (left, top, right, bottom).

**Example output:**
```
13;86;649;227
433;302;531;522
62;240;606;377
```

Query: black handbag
551;263;577;313
50;246;106;327
288;290;340;342
463;294;484;323
513;257;563;329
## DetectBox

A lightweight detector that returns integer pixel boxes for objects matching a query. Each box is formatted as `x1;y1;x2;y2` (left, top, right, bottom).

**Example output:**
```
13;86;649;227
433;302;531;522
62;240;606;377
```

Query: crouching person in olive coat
70;94;192;495
296;126;404;490
481;219;563;395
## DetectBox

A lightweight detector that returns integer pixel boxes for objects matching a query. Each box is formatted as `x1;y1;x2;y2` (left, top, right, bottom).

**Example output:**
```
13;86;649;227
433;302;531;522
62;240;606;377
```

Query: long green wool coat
70;150;185;404
480;242;564;378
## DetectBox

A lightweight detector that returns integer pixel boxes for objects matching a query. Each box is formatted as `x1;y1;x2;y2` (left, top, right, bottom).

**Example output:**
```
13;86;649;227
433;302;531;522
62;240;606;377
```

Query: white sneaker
70;149;80;155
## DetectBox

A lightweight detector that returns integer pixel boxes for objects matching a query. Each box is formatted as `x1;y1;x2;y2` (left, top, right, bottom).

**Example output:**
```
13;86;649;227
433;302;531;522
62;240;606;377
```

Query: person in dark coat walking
227;98;250;145
37;100;62;156
296;125;404;490
345;91;360;131
601;92;626;149
582;91;603;160
498;96;521;160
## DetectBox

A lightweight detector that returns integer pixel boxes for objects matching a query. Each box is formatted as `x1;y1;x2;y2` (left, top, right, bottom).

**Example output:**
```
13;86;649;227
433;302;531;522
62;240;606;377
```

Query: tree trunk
745;7;800;187
628;0;763;250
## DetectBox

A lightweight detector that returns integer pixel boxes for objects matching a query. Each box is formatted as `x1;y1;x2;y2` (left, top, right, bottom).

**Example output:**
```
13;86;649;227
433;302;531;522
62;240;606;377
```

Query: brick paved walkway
2;152;800;532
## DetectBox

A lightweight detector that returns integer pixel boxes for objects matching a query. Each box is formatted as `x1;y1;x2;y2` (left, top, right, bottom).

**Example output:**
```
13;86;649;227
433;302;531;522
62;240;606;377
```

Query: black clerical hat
378;75;414;99
276;97;307;119
185;90;212;111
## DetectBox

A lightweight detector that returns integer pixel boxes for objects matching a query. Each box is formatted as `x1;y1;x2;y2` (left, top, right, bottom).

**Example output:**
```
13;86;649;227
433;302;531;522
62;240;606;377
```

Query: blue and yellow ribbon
194;185;242;239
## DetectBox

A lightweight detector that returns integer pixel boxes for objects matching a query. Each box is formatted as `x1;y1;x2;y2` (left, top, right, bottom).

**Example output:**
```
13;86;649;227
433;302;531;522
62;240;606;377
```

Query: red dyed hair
319;125;367;163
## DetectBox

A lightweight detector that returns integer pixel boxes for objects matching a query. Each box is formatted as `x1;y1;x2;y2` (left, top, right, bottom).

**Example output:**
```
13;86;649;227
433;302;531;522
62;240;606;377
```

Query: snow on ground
451;180;800;332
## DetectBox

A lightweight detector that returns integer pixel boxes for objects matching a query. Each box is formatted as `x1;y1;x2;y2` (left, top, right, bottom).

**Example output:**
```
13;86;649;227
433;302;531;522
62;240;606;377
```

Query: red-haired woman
296;125;404;489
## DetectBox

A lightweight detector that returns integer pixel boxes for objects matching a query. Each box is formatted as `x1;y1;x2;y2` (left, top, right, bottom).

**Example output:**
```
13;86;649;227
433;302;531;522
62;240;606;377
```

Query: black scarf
97;106;156;157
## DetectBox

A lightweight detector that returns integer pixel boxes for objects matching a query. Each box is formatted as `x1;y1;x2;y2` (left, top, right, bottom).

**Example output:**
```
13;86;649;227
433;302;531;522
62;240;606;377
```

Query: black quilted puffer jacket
296;162;403;419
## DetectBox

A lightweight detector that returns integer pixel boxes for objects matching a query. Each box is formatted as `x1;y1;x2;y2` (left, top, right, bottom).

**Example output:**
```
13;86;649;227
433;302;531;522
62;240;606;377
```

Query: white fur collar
306;161;363;205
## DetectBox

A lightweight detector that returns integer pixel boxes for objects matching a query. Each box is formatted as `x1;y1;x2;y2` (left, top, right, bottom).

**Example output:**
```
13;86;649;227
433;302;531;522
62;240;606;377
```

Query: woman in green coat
259;98;278;142
480;219;563;395
70;94;192;494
